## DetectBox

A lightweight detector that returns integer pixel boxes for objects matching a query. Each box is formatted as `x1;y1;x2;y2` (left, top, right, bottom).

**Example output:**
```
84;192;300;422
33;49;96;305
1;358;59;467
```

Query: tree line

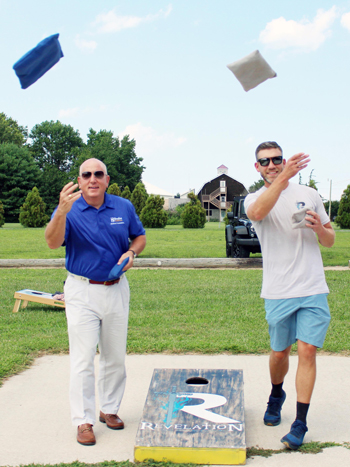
0;112;144;222
0;112;207;229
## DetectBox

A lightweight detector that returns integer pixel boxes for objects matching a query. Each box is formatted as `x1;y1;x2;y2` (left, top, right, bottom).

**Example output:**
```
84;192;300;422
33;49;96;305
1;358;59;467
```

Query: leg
65;276;100;426
296;340;317;403
281;295;330;450
264;346;291;426
98;276;130;416
270;345;292;384
12;299;21;313
264;298;297;427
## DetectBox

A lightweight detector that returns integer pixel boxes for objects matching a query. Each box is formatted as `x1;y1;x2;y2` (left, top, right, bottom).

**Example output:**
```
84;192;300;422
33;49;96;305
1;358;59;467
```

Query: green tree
131;182;148;216
181;192;206;228
324;200;340;221
0;200;5;227
248;179;264;193
19;187;49;227
121;186;132;200
0;112;27;146
0;143;41;222
30;120;84;213
107;183;121;196
140;195;168;228
87;129;144;191
335;185;350;229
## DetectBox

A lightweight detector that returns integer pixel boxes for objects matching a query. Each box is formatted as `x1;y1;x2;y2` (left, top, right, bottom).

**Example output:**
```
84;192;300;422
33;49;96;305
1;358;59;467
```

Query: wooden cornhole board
13;289;65;313
135;368;245;465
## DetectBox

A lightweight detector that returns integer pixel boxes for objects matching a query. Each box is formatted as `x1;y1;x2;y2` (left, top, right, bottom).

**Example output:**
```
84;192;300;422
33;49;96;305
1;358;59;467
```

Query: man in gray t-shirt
245;141;334;450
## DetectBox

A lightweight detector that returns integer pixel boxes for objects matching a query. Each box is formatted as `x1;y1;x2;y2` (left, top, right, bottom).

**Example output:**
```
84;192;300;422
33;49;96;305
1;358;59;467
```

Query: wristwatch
129;249;137;258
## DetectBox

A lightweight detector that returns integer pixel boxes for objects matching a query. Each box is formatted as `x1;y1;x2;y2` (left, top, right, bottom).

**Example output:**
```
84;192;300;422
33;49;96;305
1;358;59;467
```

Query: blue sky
1;0;350;201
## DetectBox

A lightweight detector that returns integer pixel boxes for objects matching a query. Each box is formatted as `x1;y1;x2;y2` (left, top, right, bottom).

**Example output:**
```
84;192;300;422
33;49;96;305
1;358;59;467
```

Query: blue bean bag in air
13;33;64;89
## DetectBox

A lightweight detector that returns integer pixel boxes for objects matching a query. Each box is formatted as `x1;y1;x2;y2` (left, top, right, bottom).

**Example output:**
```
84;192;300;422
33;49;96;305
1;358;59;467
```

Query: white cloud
259;6;338;51
58;107;80;118
93;4;172;33
119;122;186;156
341;11;350;31
75;34;97;53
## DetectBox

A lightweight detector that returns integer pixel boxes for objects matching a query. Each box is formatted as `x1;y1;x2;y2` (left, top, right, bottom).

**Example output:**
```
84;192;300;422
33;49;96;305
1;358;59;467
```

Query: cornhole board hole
13;289;65;313
135;368;245;465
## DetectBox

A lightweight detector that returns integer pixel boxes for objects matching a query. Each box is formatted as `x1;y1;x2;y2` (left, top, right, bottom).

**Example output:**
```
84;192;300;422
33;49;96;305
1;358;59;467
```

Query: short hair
255;141;283;161
79;158;108;176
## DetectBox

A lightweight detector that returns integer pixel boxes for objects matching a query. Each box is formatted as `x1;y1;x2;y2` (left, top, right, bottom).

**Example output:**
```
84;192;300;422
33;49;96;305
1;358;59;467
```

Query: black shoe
263;390;286;426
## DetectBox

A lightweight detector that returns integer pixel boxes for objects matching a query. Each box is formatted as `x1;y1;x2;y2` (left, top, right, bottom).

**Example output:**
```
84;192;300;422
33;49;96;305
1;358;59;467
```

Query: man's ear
254;162;260;173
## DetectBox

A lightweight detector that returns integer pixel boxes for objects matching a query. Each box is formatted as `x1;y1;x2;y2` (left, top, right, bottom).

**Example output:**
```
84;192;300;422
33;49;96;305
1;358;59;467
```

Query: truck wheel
226;243;232;258
232;238;250;258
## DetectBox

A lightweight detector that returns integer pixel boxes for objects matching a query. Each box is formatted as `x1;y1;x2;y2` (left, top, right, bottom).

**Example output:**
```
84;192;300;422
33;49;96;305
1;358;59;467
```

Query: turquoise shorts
265;294;331;352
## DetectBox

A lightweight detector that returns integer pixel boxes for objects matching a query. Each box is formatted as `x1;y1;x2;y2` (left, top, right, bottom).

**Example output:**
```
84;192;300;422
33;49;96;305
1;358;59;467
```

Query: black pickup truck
225;196;261;258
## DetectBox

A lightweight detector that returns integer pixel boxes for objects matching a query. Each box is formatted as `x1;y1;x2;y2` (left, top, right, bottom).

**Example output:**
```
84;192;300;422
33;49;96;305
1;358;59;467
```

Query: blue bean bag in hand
13;33;64;89
108;257;130;281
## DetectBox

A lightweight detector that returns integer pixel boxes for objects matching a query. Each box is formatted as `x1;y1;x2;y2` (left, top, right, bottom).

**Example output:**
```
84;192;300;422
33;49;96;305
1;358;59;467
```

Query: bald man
45;158;146;445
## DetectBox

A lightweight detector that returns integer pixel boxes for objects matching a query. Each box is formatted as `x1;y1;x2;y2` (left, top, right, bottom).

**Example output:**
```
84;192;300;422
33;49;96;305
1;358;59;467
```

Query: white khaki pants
64;274;130;426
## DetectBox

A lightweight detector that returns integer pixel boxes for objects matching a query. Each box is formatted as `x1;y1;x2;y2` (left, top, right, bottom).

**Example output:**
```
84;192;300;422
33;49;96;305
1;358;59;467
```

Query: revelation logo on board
140;387;243;433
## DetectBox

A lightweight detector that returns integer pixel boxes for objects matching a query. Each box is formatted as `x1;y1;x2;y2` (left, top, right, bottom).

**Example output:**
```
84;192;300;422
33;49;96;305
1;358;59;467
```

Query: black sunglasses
81;171;106;180
257;156;283;167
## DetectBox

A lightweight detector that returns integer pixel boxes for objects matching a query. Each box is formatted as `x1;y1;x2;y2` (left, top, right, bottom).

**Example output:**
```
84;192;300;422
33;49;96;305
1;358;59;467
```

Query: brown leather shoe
77;423;96;445
99;411;124;430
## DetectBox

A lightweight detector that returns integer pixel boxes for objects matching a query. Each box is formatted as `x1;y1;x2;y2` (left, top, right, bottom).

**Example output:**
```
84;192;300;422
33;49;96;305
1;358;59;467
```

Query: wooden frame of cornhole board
135;368;246;465
13;289;65;313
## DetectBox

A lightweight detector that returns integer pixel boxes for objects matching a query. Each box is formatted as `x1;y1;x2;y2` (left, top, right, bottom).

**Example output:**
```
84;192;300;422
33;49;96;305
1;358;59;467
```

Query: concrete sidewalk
0;354;349;466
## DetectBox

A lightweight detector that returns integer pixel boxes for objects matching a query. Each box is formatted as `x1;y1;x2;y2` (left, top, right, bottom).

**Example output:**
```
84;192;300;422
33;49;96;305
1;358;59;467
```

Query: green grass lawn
1;222;350;265
1;268;349;386
0;224;349;466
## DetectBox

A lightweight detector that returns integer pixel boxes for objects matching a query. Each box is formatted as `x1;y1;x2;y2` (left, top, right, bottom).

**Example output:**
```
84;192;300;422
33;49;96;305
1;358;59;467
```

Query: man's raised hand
58;182;82;214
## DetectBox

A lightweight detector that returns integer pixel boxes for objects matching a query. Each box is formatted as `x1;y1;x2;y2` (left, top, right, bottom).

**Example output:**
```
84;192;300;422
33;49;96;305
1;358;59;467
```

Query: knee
298;341;317;361
271;348;290;364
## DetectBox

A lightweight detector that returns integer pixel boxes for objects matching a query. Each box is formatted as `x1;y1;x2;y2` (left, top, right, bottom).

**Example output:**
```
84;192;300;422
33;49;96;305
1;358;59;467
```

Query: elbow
248;208;264;222
45;239;60;249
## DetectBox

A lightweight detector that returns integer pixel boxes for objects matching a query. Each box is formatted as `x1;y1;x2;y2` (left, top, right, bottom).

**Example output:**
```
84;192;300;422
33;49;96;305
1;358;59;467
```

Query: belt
89;278;120;286
68;273;121;286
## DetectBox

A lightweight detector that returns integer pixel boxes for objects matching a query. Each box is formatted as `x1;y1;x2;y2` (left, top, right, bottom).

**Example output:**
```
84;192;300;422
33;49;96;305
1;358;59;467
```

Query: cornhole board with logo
135;368;245;465
13;289;65;313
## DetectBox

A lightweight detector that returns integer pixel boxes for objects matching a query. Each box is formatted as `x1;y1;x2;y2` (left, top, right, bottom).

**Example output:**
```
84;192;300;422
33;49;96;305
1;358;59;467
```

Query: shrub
0;200;4;227
167;203;186;225
140;195;168;228
107;183;121;196
223;203;233;226
121;185;131;200
181;192;206;229
336;184;350;229
19;187;49;227
131;182;148;216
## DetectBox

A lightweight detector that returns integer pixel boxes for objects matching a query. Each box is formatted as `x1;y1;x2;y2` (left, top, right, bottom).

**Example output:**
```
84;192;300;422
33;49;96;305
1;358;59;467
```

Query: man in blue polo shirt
45;158;146;446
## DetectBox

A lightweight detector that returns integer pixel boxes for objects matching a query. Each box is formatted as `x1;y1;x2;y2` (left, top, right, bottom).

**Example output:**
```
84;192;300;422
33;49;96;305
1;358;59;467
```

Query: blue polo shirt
52;194;145;281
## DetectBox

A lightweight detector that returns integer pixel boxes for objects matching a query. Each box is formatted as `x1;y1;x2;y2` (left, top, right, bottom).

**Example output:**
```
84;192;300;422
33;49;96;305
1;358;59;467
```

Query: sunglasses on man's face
257;156;283;167
81;171;105;180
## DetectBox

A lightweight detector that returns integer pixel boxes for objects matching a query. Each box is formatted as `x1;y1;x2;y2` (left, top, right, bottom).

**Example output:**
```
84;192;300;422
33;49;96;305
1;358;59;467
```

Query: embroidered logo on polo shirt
296;202;305;210
110;217;124;225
